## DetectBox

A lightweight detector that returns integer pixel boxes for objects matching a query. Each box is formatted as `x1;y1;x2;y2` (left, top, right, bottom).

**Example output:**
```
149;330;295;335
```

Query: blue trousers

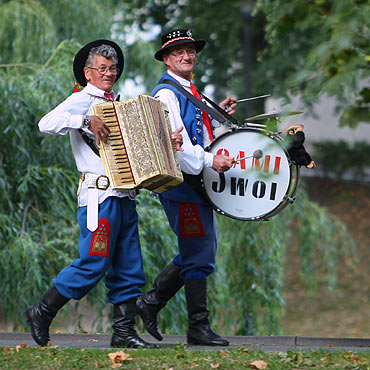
53;196;145;304
159;196;218;279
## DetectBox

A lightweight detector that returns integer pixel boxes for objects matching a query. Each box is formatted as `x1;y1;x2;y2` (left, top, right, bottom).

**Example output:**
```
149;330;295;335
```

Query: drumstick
236;94;271;103
231;149;264;164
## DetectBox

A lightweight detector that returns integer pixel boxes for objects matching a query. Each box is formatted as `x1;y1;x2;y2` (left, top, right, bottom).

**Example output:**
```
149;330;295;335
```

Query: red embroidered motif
179;203;206;238
89;218;110;257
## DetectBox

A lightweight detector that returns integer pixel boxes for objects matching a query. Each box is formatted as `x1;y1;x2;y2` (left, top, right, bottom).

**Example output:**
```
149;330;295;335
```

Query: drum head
202;128;292;220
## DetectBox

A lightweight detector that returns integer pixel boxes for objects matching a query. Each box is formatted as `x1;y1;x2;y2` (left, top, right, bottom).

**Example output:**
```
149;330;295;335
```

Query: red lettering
232;151;246;169
274;157;281;174
216;148;230;156
253;155;271;173
252;155;281;175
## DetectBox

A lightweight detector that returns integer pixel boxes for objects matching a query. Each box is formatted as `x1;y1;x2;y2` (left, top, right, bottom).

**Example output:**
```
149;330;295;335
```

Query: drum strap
182;172;208;201
161;79;239;126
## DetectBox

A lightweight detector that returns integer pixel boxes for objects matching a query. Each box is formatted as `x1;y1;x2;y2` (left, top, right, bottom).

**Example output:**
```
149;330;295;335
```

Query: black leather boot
24;285;69;346
136;262;183;341
185;278;229;346
111;299;156;348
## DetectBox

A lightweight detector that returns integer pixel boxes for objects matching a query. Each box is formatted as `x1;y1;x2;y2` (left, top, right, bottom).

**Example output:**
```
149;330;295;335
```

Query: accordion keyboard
96;104;135;186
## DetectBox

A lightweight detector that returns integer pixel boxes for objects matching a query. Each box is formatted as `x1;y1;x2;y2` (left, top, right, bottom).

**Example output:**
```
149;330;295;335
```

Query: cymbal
246;110;304;121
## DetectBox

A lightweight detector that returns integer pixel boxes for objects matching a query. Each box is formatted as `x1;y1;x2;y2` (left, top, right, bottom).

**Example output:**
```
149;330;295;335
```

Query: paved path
1;333;369;352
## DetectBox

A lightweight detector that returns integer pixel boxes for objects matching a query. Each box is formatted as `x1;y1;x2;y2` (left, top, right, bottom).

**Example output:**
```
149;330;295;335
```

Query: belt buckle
95;175;110;190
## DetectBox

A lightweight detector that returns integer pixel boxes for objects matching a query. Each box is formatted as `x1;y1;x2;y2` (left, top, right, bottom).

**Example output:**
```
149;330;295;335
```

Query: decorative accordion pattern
91;95;183;193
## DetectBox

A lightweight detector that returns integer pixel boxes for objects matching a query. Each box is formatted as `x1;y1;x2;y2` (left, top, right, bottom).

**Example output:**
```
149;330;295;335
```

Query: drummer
136;29;236;346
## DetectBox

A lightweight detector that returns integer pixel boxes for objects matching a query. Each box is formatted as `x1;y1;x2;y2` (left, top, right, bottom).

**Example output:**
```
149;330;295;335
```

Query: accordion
91;95;183;193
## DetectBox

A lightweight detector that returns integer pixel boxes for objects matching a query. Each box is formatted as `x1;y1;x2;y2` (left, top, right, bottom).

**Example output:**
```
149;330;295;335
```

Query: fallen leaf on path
211;363;220;368
350;353;359;361
108;351;133;365
15;344;28;352
250;360;268;369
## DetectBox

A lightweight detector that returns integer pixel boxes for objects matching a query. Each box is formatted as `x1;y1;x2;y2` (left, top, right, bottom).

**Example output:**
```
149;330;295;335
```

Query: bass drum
202;127;299;221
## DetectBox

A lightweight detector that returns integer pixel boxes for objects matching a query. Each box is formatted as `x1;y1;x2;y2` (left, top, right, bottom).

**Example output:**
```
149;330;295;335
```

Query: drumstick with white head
236;94;271;103
231;149;264;164
226;94;271;112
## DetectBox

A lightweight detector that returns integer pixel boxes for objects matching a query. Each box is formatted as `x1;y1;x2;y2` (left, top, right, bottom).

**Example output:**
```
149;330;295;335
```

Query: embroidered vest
151;72;209;204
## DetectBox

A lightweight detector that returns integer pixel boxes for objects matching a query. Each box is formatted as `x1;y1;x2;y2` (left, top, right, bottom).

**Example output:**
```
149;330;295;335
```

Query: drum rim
202;126;299;221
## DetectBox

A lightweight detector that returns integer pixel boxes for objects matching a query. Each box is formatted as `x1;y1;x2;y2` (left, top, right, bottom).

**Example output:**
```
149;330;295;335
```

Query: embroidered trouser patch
89;217;110;257
179;202;206;238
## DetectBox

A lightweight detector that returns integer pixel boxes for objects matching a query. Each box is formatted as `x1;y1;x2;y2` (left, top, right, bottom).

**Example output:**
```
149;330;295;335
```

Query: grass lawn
1;345;369;369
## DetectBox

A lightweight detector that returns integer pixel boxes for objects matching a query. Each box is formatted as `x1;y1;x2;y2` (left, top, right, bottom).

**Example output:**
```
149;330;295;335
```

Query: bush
313;140;370;180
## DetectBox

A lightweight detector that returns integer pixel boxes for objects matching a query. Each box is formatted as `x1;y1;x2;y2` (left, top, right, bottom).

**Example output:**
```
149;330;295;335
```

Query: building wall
265;95;370;179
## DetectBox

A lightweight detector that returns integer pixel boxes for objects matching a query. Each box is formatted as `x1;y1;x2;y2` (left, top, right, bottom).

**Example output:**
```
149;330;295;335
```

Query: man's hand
212;154;233;173
219;96;236;115
171;126;184;151
88;115;111;146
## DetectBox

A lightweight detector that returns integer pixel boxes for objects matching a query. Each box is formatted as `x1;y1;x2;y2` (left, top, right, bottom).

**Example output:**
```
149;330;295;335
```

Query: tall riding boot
24;285;70;346
136;262;184;341
111;298;156;348
185;278;229;346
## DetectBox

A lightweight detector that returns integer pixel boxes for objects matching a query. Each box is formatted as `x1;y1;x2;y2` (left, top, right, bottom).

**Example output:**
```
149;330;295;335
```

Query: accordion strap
78;129;100;157
161;79;238;126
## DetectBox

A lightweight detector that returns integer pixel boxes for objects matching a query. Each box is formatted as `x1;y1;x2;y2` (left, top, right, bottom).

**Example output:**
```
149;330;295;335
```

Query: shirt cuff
204;152;214;168
73;114;85;129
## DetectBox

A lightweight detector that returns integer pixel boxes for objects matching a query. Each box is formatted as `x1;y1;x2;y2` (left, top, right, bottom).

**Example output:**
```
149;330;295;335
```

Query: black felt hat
73;39;124;87
154;29;206;61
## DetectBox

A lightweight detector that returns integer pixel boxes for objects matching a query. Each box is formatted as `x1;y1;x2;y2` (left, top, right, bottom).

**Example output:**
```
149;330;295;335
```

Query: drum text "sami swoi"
202;128;298;221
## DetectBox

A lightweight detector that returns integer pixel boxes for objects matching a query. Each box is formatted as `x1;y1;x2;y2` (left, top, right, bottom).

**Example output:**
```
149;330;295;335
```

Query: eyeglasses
87;66;119;75
169;49;197;58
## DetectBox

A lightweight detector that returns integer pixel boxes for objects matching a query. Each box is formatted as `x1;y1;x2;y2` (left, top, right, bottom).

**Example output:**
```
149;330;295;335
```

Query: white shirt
153;70;216;175
38;83;129;206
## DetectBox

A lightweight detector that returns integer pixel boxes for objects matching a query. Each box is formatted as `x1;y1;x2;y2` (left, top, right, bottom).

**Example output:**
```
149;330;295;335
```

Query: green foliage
289;183;356;292
118;0;369;126
0;0;116;327
217;216;290;335
313;140;370;180
112;0;267;119
0;0;56;64
254;0;370;127
209;182;356;336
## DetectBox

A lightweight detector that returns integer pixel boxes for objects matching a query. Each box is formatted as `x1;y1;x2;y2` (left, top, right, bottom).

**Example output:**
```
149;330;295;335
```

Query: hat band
161;36;195;49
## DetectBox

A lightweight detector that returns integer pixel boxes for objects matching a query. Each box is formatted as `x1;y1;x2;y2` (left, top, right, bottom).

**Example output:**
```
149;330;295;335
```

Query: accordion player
91;95;183;193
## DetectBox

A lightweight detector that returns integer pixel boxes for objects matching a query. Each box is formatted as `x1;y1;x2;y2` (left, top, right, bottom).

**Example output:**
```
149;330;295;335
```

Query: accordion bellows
91;95;183;193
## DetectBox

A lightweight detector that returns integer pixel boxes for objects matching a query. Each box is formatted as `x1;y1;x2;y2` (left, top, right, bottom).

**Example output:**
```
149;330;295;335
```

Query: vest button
195;114;201;119
192;136;197;142
196;128;201;134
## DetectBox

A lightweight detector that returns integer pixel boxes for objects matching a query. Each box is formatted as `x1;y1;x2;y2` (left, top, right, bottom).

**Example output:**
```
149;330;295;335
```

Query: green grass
0;346;369;370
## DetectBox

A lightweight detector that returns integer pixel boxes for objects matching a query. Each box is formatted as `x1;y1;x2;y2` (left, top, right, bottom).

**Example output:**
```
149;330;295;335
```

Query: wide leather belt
78;173;137;232
82;173;110;190
79;173;110;232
